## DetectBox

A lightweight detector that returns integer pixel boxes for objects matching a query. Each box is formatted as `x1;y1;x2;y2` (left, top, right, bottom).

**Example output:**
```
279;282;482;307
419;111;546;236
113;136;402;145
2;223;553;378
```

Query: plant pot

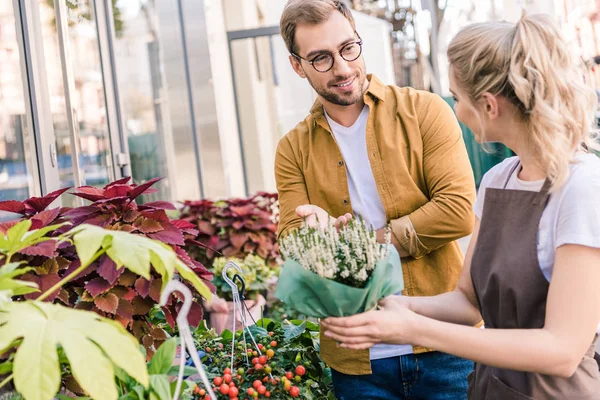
209;294;266;335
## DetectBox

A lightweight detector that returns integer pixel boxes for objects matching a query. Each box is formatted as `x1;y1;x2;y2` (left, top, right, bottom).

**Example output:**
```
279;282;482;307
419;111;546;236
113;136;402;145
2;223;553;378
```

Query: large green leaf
0;301;149;400
0;220;67;257
149;375;171;400
70;225;211;300
148;338;176;375
0;263;38;300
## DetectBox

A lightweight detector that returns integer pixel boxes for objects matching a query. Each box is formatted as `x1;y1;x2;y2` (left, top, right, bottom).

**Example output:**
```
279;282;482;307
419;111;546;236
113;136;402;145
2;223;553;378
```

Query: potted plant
189;318;334;399
206;254;277;334
0;220;212;399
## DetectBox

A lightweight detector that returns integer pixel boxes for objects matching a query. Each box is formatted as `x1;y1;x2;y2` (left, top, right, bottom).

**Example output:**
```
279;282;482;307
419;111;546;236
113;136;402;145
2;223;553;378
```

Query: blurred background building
0;0;597;205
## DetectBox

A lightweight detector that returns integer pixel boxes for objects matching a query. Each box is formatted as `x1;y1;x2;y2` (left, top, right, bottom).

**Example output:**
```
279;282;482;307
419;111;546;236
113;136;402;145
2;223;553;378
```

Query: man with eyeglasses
275;1;477;399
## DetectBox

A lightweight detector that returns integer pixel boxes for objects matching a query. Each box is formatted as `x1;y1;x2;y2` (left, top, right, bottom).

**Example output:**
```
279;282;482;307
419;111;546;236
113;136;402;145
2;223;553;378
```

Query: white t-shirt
324;106;413;359
474;153;600;333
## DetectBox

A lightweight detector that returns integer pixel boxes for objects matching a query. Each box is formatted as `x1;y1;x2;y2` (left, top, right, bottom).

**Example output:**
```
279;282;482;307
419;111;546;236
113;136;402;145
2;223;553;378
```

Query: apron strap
502;159;552;205
502;160;521;189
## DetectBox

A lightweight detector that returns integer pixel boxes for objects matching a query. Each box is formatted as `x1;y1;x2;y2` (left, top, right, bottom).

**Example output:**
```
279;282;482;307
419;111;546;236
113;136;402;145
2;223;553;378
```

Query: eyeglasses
292;34;363;73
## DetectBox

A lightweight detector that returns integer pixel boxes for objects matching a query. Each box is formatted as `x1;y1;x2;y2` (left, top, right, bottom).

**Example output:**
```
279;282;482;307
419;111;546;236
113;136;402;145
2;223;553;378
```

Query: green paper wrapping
275;245;403;318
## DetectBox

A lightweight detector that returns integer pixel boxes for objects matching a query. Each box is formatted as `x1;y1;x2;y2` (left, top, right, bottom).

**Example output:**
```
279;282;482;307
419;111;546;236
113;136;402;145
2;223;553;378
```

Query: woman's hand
296;204;353;229
320;295;419;350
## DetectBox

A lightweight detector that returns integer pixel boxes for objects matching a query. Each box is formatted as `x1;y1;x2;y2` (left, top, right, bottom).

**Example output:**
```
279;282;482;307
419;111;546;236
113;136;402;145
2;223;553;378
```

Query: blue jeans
332;351;473;400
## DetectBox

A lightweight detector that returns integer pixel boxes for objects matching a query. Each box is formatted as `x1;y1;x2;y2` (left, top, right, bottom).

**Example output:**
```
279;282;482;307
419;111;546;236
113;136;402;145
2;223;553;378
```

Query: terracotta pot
209;294;266;334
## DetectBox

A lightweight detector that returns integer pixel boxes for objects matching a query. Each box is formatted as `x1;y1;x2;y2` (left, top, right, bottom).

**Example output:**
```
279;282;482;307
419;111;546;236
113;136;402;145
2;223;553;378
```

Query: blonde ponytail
448;14;598;189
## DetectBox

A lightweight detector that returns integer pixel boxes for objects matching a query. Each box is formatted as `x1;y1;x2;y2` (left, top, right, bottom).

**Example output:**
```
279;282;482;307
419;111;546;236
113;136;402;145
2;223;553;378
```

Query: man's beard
308;73;366;106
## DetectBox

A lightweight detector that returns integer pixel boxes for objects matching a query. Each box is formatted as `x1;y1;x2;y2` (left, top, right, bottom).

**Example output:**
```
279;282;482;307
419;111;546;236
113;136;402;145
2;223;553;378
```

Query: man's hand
296;205;352;230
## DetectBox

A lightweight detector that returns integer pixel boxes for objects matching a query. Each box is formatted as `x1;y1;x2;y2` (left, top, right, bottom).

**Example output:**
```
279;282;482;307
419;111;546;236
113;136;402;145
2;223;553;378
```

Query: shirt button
338;160;344;166
343;199;349;205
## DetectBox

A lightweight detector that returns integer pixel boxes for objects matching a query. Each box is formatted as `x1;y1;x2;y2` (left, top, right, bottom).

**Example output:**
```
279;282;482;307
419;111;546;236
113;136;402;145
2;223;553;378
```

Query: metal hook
222;260;243;295
160;280;217;400
233;273;246;300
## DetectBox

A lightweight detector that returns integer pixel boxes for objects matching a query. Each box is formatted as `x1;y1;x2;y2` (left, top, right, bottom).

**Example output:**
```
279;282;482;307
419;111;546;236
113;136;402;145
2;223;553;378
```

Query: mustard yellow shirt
275;75;476;375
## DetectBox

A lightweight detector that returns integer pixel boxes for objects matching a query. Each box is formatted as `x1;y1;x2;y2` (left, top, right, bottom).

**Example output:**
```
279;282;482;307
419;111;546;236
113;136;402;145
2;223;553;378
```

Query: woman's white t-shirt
474;153;600;333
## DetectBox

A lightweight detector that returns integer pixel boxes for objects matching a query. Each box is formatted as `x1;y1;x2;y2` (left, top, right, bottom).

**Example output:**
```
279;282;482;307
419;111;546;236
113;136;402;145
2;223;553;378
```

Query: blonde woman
321;14;600;399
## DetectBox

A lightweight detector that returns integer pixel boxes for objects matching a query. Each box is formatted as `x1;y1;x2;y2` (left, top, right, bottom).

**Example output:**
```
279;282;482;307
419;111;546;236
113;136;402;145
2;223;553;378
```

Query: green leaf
0;301;149;400
220;329;233;341
173;259;212;301
132;385;147;400
72;224;106;268
148;338;176;375
114;366;131;385
5;220;32;251
0;360;13;374
0;277;39;296
1;221;67;256
149;375;171;400
0;262;30;279
284;320;307;341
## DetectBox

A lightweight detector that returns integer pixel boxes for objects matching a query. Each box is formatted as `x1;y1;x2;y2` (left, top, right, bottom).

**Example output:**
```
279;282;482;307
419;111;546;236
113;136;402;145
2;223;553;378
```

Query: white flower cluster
279;217;391;288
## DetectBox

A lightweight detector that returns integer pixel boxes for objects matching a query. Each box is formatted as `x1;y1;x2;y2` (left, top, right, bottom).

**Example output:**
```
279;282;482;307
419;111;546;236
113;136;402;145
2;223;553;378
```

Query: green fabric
275;245;403;318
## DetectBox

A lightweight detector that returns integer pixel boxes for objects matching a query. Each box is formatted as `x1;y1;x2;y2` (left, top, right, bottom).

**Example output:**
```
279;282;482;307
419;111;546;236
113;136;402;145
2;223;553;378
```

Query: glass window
38;0;113;206
154;0;202;201
112;0;171;202
0;2;38;201
182;0;227;199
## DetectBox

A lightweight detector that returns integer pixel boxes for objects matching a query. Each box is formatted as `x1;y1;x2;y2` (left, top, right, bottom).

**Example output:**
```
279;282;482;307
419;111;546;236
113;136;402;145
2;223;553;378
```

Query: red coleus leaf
116;298;134;320
0;200;25;214
85;213;116;228
173;246;212;279
185;238;221;256
139;218;163;234
123;209;141;223
63;260;94;281
70;186;106;202
30;208;61;229
150;327;167;340
232;221;245;230
85;277;114;297
128;177;163;201
132;295;155;316
171;219;199;236
140;209;170;223
63;260;95;281
104;184;131;199
147;222;184;245
196;220;217;235
229;232;249;250
134;277;150;298
123;287;137;301
162;306;176;330
138;201;177;211
175;300;203;327
63;206;100;219
141;335;154;349
22;273;61;302
229;204;257;217
0;220;20;234
148;279;162;303
94;293;119;314
118;270;138;287
24;187;70;213
38;258;59;275
97;256;123;285
57;289;70;305
106;176;132;187
19;241;57;257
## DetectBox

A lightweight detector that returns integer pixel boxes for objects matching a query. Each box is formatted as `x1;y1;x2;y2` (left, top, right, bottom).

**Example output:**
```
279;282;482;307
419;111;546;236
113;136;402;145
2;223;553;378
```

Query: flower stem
0;374;13;391
37;249;106;301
